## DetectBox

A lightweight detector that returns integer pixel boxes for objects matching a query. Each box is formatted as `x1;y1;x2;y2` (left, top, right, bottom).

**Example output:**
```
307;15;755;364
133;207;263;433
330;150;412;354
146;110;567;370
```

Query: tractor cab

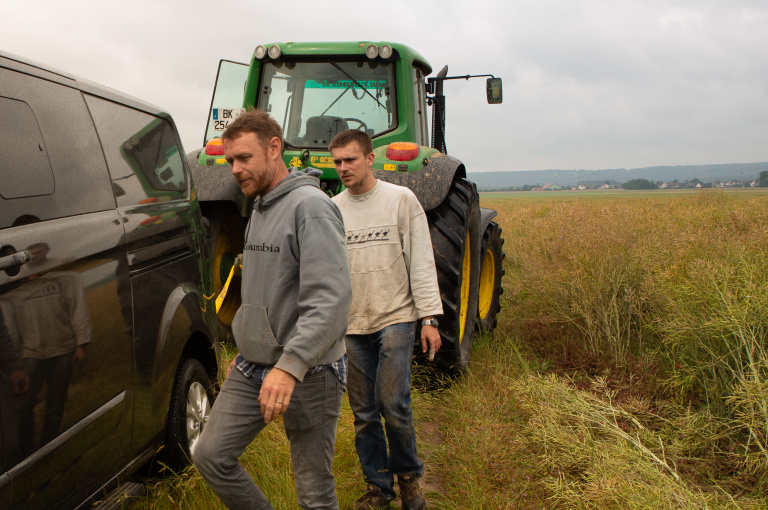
190;42;505;372
199;42;437;193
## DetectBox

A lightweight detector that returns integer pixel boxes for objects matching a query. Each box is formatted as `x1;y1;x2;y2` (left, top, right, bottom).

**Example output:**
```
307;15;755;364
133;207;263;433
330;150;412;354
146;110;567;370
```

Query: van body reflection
5;243;93;459
0;50;218;509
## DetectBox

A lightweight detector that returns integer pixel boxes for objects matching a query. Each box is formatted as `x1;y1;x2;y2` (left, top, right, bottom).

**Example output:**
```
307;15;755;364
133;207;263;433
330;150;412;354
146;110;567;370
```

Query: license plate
211;108;245;132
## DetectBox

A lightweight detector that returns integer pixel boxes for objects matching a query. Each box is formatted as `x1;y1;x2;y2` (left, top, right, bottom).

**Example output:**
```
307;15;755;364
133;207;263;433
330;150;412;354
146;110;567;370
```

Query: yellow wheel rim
478;248;495;320
459;231;471;343
213;230;239;325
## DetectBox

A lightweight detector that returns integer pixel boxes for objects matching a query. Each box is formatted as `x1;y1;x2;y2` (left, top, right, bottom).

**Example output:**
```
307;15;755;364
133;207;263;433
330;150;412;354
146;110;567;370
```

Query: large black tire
161;358;215;471
477;221;505;333
427;178;482;372
204;207;245;344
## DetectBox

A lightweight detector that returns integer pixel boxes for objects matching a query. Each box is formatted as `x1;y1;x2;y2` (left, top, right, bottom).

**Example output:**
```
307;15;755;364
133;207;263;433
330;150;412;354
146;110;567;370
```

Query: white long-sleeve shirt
3;271;92;359
333;180;443;335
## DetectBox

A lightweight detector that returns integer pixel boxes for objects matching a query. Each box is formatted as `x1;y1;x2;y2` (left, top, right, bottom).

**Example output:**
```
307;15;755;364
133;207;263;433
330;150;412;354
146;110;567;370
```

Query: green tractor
187;41;505;371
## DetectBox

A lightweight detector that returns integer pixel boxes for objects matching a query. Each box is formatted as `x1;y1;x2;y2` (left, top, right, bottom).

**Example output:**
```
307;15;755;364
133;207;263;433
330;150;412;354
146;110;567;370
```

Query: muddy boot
398;472;426;510
354;484;391;510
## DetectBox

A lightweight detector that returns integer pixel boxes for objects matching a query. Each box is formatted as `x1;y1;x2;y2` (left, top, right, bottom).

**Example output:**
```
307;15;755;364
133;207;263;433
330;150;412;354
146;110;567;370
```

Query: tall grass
652;253;768;479
498;189;768;502
132;189;768;508
500;198;655;364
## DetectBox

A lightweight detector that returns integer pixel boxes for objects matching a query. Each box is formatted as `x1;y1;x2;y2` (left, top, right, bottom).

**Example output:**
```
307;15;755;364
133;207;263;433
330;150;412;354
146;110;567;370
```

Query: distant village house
532;183;564;191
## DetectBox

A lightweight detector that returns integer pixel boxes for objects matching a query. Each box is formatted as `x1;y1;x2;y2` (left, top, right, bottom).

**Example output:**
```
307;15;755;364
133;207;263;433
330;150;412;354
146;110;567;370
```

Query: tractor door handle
0;250;32;271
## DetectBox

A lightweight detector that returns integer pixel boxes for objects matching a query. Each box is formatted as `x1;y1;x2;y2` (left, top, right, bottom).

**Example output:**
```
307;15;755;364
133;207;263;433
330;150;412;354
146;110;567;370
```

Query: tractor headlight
379;44;393;59
254;45;267;59
268;45;282;59
365;44;379;59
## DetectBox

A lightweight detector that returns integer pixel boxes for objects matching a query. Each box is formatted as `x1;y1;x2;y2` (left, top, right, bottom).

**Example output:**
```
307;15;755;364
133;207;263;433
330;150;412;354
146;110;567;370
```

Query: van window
84;95;188;208
0;66;114;230
0;96;55;199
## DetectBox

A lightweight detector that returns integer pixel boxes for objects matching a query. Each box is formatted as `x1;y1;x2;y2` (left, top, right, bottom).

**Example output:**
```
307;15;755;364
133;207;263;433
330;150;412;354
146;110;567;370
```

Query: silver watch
421;318;439;327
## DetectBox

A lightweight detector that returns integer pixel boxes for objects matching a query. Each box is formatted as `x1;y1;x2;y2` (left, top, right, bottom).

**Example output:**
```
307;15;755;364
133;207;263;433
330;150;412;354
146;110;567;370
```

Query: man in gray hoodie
193;110;352;510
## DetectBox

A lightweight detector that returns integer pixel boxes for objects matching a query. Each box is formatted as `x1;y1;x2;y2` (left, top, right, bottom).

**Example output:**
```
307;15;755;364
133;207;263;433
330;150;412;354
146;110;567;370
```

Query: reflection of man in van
0;306;28;467
3;242;92;455
0;306;28;394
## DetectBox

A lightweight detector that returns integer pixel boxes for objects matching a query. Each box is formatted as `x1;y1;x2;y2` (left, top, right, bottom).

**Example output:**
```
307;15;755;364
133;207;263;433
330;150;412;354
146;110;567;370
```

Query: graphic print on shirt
346;227;391;245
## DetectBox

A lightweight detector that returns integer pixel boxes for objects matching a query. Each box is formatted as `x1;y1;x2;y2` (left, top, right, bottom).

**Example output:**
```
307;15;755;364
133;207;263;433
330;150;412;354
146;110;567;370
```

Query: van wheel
161;358;214;470
427;178;481;372
477;221;504;333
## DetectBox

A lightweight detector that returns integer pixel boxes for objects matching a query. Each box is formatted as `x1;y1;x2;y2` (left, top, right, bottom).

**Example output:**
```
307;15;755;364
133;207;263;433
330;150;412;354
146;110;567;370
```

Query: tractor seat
304;116;349;144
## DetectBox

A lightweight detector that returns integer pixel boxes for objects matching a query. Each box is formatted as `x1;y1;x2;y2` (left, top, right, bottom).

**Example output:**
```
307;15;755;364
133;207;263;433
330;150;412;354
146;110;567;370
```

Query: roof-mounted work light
253;45;267;59
267;45;282;59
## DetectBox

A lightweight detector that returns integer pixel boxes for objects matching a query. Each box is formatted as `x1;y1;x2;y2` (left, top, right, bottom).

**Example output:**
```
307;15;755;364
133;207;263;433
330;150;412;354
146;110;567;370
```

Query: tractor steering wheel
342;118;369;133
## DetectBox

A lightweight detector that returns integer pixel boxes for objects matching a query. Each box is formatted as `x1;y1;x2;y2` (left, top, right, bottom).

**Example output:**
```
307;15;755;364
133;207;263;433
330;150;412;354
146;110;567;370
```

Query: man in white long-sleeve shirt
330;130;443;510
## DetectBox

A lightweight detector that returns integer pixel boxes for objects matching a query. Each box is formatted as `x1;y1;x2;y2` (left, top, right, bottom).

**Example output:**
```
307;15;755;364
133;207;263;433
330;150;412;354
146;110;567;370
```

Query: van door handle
0;250;32;270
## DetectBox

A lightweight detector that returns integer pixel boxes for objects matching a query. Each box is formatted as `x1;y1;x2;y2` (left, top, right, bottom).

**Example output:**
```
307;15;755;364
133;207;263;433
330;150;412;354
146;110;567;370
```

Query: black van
0;51;219;509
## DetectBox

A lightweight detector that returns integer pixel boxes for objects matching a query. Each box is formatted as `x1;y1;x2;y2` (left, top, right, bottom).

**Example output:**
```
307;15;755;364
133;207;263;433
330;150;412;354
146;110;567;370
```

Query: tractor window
412;67;429;146
258;61;396;148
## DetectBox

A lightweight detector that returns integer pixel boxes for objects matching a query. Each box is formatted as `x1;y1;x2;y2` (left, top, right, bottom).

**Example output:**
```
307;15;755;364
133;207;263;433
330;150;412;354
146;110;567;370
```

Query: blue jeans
193;367;344;510
346;322;423;500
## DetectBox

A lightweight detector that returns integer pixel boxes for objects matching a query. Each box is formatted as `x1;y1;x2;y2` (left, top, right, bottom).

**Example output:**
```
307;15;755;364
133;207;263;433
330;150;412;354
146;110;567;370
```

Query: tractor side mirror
486;77;503;104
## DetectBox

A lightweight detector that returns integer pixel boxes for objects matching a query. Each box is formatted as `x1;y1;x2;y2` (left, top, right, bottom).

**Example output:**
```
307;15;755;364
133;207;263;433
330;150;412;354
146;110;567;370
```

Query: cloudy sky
3;0;767;173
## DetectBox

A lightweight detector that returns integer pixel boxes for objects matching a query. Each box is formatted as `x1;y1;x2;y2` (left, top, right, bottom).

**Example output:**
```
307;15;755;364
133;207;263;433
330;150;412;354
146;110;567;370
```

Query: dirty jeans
346;322;423;500
193;367;344;510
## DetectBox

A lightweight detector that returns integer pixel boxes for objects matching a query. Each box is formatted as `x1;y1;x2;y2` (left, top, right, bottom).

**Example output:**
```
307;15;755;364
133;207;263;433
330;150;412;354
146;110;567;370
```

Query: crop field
134;188;768;509
481;186;768;203
478;187;768;508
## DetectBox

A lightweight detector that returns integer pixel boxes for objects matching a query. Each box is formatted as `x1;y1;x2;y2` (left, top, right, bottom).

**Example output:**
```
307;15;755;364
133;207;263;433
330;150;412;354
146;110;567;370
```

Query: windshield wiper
328;61;386;109
321;86;352;116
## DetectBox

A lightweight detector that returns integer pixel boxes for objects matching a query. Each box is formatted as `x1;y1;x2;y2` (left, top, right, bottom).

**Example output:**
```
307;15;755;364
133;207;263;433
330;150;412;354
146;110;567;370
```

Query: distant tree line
622;179;658;190
478;176;762;192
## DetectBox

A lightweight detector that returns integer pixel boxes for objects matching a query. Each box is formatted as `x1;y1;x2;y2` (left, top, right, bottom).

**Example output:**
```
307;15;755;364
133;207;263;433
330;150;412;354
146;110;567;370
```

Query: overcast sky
3;0;767;173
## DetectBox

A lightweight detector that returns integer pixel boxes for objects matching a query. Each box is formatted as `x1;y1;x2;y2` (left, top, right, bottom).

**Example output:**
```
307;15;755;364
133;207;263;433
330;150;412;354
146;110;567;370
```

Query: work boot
398;472;427;510
354;484;391;510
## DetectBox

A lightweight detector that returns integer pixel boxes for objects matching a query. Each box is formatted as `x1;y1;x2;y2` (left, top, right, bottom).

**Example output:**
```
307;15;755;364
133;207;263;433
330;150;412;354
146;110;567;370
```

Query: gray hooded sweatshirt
231;169;352;381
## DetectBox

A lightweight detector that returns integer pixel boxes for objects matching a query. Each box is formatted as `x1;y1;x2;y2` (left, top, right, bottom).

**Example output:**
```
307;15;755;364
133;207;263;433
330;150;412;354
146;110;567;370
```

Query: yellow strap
215;266;235;313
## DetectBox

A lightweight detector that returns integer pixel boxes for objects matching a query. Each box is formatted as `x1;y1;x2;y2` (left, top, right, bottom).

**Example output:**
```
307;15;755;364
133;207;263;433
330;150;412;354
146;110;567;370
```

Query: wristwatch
421;318;439;327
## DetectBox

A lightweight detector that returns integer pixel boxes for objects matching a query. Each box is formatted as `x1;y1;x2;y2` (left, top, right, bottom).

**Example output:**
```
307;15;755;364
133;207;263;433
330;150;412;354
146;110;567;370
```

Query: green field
134;188;768;509
481;186;768;202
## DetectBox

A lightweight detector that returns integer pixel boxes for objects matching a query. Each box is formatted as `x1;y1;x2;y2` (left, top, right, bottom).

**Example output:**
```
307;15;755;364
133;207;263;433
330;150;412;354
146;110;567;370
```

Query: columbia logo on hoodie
244;242;280;253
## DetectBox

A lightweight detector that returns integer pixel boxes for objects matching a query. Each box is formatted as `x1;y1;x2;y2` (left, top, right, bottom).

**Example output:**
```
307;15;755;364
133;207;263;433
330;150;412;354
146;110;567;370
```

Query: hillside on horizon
469;162;768;189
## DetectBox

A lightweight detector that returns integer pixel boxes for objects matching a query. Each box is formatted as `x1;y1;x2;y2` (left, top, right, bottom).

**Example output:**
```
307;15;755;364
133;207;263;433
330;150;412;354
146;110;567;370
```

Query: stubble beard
238;163;275;198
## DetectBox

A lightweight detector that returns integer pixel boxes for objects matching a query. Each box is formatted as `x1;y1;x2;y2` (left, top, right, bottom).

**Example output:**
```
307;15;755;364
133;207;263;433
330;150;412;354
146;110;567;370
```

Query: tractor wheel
205;208;245;343
477;221;505;333
426;177;481;372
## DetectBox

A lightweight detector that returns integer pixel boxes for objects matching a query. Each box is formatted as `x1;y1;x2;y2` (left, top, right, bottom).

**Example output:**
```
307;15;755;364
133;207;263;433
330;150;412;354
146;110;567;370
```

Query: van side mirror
486;77;502;104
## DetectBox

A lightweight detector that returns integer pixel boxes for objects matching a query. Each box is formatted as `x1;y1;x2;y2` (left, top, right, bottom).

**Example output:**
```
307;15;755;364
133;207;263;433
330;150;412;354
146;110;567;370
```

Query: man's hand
5;368;29;395
74;345;88;368
421;323;442;361
226;357;237;378
233;254;243;277
258;368;296;424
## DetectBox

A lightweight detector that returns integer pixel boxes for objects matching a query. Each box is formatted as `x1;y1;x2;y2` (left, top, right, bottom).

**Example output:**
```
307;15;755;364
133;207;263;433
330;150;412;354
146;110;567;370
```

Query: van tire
161;358;215;470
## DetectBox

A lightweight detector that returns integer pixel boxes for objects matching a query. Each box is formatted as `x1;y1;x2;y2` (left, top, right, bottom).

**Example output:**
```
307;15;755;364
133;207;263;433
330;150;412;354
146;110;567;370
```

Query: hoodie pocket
232;304;282;362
